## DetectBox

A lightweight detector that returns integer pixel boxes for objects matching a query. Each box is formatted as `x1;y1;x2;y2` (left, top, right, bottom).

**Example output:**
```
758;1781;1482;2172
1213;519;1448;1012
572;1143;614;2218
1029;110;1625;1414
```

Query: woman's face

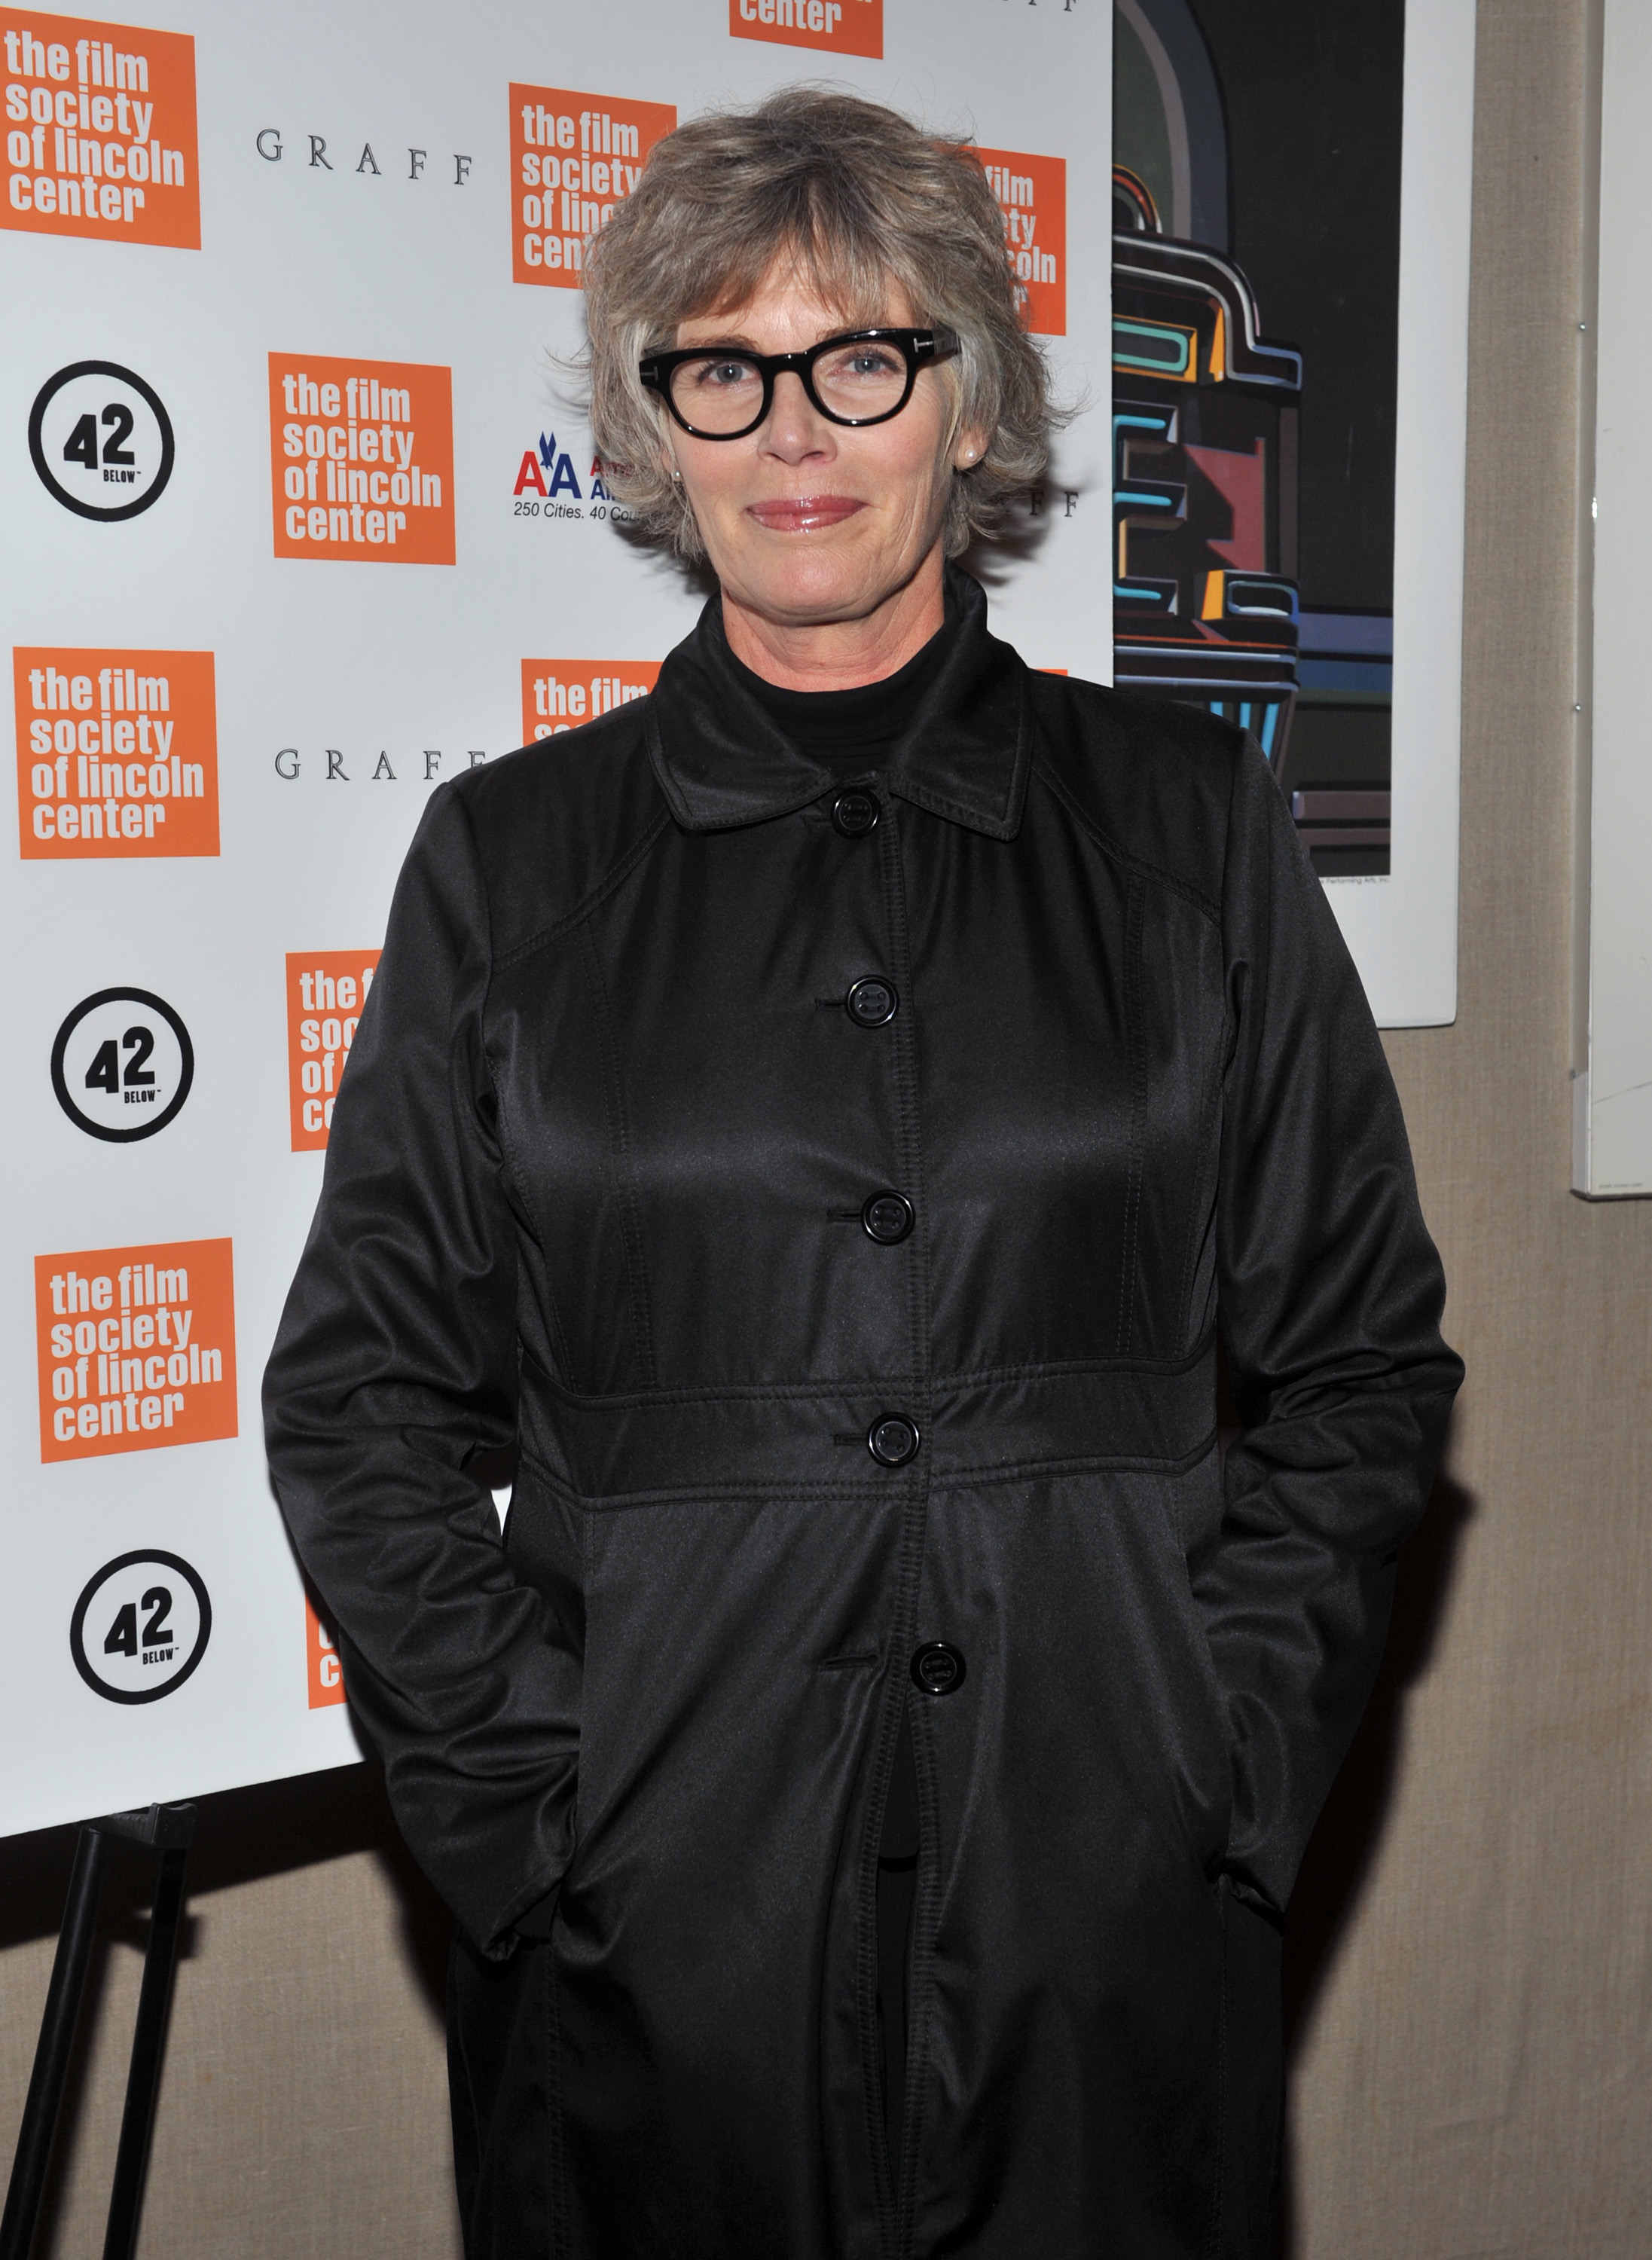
664;264;982;637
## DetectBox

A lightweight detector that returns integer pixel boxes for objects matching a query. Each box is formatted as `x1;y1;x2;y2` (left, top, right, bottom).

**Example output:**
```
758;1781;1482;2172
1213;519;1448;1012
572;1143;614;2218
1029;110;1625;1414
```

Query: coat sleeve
1192;739;1463;1917
262;782;578;1956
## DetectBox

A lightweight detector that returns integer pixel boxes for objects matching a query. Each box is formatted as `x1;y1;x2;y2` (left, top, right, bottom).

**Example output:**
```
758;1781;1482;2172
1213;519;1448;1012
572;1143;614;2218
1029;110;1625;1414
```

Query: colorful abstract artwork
1113;0;1403;875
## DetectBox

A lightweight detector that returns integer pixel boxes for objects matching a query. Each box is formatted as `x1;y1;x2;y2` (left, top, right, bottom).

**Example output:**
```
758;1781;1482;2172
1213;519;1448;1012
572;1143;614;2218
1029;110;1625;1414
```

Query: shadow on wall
1275;1461;1476;2256
0;1762;450;2254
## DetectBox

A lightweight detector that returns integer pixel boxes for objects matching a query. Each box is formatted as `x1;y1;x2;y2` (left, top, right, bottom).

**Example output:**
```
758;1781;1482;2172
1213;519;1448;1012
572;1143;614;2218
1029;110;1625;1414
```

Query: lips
744;496;866;533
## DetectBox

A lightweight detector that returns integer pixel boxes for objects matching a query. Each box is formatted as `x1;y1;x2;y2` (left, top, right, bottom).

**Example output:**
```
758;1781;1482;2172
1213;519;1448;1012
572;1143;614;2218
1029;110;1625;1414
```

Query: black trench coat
264;567;1461;2259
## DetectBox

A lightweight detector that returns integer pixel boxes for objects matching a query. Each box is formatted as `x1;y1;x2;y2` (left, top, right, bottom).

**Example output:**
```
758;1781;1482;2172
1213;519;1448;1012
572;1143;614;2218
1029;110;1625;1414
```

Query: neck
719;545;946;691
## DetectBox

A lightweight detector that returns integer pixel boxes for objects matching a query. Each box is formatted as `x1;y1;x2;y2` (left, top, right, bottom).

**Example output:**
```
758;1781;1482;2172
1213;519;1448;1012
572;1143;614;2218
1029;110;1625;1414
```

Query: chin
757;586;881;629
746;533;923;609
738;560;880;623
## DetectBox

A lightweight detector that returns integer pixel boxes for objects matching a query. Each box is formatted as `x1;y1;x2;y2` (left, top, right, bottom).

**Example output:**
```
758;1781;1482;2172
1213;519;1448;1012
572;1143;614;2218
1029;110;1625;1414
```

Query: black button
911;1642;966;1697
868;1415;920;1467
845;976;898;1028
861;1191;915;1245
832;789;879;838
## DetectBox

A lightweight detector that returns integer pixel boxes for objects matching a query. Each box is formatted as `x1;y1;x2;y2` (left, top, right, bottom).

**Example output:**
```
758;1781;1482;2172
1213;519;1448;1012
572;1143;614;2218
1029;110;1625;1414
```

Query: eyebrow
673;323;899;353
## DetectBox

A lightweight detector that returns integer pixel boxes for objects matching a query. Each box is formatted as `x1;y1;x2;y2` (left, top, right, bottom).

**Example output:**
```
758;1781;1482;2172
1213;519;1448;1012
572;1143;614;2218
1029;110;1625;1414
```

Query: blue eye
818;346;904;387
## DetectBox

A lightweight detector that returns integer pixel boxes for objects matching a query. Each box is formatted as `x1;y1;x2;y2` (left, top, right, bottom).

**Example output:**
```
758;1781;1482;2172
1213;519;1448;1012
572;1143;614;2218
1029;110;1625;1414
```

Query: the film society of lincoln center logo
976;147;1066;337
36;1236;236;1464
71;1548;210;1704
306;1593;344;1709
15;646;218;857
268;354;454;564
286;949;380;1150
52;986;192;1141
730;0;881;60
3;9;198;249
29;361;173;520
521;659;659;743
511;84;674;289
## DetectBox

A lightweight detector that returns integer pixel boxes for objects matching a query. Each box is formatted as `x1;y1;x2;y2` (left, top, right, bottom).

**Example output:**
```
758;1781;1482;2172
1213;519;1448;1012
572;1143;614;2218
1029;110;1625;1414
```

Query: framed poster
1112;0;1475;1028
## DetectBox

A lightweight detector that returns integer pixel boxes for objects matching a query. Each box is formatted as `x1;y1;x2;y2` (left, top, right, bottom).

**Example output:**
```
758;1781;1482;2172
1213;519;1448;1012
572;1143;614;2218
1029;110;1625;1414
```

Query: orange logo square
36;1236;236;1463
286;949;380;1152
521;658;661;744
975;147;1066;336
730;0;881;59
2;9;198;249
511;84;676;289
305;1593;346;1709
267;354;455;565
14;646;218;858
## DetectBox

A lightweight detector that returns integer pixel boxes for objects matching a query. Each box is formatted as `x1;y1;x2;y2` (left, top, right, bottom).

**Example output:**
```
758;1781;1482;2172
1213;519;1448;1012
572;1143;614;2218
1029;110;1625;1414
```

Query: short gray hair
579;87;1059;560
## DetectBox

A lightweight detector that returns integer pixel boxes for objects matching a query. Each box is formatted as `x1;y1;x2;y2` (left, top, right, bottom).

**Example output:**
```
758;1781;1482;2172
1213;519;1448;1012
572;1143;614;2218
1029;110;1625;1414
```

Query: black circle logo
29;362;176;521
70;1550;212;1705
51;989;193;1142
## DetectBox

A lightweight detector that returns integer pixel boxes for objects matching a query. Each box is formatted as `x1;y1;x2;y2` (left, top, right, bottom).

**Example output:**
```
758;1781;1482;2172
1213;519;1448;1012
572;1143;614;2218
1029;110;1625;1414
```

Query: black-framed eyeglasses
638;327;959;441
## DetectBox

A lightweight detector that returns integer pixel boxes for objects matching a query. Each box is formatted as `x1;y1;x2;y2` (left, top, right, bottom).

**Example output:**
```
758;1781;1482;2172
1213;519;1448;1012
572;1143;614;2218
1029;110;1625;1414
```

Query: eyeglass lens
667;337;913;433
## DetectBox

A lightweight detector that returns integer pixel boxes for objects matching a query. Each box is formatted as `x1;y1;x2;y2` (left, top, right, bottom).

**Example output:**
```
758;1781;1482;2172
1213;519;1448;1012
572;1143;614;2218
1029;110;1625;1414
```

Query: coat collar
645;563;1033;841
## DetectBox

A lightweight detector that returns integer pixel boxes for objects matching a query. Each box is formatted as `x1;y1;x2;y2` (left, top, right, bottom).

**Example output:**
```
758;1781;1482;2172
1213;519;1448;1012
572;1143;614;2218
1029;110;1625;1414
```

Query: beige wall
5;5;1647;2251
1289;3;1652;2252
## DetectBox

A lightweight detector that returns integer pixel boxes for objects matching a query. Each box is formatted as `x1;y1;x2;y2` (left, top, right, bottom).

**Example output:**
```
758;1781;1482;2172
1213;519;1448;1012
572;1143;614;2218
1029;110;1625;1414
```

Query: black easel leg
0;1825;110;2260
100;1845;189;2260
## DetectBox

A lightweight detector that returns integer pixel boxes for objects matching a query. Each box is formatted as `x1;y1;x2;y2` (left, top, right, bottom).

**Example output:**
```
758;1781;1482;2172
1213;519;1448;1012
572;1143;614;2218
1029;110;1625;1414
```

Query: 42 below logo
511;429;615;514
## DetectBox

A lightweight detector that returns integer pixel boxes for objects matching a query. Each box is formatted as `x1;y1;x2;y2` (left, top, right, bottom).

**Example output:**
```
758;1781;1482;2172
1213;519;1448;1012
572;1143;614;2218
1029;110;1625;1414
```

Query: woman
264;90;1461;2259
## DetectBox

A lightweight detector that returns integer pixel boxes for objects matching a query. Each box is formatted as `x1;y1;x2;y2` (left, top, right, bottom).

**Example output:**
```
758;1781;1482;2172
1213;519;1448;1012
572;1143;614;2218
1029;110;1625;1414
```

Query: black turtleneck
726;610;957;774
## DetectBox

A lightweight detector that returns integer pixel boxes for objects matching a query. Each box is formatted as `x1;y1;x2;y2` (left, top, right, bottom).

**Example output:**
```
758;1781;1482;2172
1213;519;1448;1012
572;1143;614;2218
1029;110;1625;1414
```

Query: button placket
855;793;936;2236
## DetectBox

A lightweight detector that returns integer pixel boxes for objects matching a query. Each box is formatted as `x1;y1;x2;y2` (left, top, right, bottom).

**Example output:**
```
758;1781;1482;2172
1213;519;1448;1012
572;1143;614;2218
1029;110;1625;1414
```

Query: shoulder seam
1030;756;1223;927
494;805;675;973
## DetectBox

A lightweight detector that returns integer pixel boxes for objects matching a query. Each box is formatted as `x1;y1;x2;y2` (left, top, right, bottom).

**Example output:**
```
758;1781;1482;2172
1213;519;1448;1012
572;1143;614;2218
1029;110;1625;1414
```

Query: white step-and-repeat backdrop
2;0;1116;1834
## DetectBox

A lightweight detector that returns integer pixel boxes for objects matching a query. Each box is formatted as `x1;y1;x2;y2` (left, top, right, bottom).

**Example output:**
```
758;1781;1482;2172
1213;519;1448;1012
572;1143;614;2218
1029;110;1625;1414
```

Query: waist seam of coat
513;1434;1222;1514
516;1330;1218;1411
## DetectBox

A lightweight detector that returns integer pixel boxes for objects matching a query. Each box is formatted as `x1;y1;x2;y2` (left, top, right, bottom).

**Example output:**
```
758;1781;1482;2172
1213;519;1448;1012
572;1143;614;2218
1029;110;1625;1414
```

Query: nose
760;367;833;461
